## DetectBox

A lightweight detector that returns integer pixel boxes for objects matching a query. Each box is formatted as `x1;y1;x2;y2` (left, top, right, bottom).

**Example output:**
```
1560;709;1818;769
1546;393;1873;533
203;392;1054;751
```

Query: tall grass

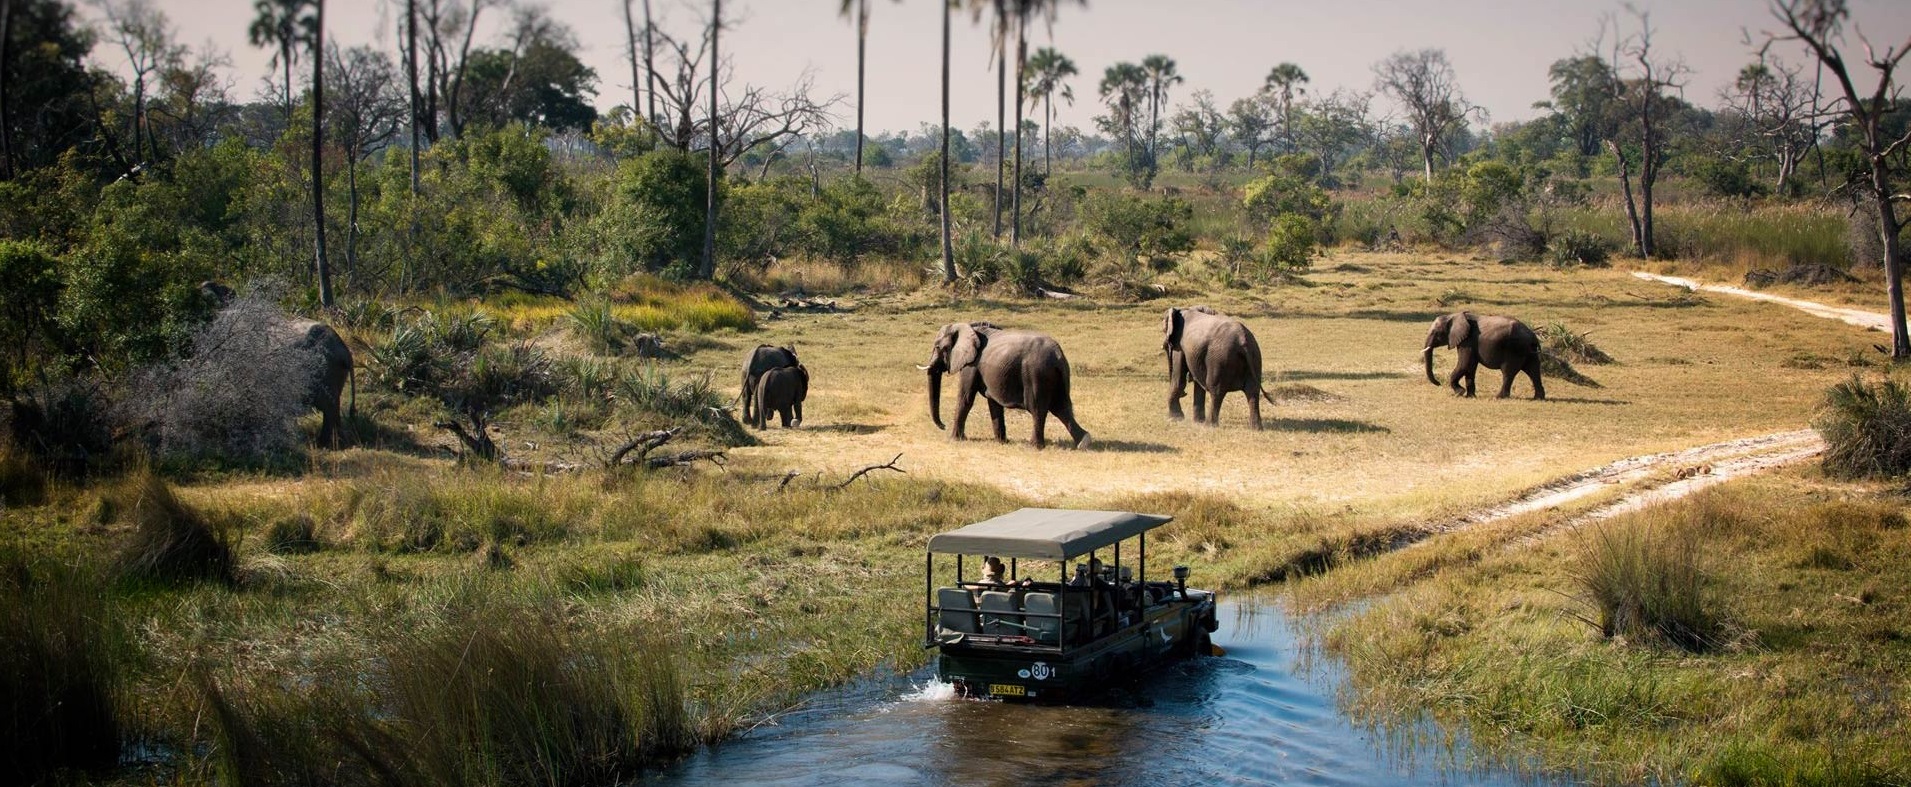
1571;520;1723;652
107;470;234;584
0;554;125;782
1814;375;1911;479
1558;200;1850;270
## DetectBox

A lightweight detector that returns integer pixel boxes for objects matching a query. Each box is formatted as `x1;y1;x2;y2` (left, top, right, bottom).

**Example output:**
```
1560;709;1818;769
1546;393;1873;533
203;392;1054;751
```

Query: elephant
738;344;799;424
200;281;356;448
752;363;808;429
920;322;1090;449
1163;306;1276;429
1423;311;1546;400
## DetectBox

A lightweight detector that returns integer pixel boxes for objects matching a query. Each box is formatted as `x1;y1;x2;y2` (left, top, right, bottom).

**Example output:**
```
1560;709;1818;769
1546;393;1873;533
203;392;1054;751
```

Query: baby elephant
752;364;808;428
1423;311;1545;399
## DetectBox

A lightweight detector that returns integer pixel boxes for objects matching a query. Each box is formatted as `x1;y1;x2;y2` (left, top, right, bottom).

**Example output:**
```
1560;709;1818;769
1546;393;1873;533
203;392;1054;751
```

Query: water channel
649;597;1555;786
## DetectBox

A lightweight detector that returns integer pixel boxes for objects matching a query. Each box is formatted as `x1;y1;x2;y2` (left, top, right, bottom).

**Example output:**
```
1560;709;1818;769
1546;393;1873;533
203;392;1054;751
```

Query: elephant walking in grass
200;282;355;448
1423;311;1546;400
738;344;799;424
1163;306;1276;429
921;322;1090;449
752;364;808;429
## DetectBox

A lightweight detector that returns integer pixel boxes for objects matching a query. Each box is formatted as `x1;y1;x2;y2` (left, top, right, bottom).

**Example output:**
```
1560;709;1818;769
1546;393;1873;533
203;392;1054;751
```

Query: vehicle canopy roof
926;508;1172;561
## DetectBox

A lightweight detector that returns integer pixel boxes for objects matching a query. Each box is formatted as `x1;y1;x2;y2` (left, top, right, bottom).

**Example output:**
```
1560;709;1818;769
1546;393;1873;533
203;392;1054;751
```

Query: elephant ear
1448;312;1476;349
1162;308;1184;349
950;324;986;371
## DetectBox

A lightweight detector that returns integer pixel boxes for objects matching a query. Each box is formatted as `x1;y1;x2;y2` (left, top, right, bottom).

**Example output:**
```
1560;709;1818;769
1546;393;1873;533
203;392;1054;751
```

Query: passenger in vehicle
982;556;1007;585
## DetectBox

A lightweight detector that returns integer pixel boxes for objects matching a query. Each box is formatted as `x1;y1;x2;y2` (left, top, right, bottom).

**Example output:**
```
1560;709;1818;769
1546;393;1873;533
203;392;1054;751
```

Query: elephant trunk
1423;344;1439;386
927;365;946;430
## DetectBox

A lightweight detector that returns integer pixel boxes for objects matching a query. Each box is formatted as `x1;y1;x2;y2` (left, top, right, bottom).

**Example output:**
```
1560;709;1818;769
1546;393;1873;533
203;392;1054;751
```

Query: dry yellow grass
677;251;1865;525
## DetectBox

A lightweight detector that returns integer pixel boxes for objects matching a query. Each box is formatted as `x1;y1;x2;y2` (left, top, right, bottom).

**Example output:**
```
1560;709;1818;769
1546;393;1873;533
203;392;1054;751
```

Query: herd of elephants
735;307;1550;448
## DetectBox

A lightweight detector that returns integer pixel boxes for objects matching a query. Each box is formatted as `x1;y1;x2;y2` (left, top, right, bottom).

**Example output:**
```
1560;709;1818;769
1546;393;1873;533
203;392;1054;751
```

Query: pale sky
133;0;1911;136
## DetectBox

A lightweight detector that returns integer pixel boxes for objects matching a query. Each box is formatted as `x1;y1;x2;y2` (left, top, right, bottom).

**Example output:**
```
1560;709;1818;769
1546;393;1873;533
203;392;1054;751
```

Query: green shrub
1815;375;1911;479
588;149;713;280
1538;321;1615;365
1691;157;1767;200
7;377;115;479
1260;215;1319;273
1242;173;1333;229
263;514;320;554
1549;228;1615;268
1082;192;1194;267
1572;521;1722;652
567;298;627;354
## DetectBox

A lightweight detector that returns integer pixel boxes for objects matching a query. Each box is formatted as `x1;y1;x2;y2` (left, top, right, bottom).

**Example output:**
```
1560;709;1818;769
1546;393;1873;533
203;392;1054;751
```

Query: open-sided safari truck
925;508;1220;701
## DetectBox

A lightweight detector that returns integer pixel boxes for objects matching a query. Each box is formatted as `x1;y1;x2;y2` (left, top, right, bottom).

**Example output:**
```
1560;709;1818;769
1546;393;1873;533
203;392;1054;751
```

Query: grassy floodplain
5;249;1906;784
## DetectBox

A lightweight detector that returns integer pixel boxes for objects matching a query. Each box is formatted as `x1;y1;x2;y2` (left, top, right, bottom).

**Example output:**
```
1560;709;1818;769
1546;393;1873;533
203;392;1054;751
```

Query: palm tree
1140;54;1180;164
700;0;720;280
1263;61;1308;150
248;0;315;124
1099;61;1146;161
1025;46;1076;175
838;0;891;176
938;0;953;282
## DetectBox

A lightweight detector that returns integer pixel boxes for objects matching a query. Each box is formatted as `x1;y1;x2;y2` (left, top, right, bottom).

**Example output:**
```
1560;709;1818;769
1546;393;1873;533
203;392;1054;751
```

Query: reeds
1814;375;1911;479
108;470;233;584
1571;520;1722;652
0;553;125;782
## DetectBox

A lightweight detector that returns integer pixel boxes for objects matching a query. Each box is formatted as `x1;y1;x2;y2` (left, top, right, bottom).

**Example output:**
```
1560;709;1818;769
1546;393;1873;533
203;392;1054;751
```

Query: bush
1692;157;1767;200
0;239;63;387
1082;192;1194;267
107;470;234;584
1572;521;1722;652
7;377;115;478
0;554;125;782
1549;228;1614;268
1260;215;1319;273
120;292;318;466
1538;321;1615;365
587;149;713;280
1815;375;1911;479
1242;173;1333;229
263;514;320;554
567;298;627;355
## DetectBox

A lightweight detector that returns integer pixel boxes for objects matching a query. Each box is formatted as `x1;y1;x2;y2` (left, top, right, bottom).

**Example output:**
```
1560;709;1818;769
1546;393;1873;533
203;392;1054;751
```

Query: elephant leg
1207;389;1226;426
1191;385;1207;423
794;400;804;426
1526;356;1547;400
778;405;792;427
951;379;978;440
1497;367;1517;399
1167;350;1188;420
1030;406;1049;449
987;399;1008;442
1451;349;1477;397
1054;400;1090;448
317;400;341;449
1246;388;1264;430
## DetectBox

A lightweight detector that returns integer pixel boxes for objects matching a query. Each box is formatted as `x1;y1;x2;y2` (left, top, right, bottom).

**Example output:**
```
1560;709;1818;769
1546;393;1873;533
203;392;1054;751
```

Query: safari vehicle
924;508;1220;701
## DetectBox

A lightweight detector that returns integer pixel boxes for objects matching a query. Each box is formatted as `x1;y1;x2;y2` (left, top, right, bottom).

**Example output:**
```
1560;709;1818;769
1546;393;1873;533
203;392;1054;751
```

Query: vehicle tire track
1409;429;1823;547
1630;271;1890;331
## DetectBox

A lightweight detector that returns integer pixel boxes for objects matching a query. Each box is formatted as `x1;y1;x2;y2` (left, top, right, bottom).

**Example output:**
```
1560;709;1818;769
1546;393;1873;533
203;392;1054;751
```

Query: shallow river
648;597;1556;786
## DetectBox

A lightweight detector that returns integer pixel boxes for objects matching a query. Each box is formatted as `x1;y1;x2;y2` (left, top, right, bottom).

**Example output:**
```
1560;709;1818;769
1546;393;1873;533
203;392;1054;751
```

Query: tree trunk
699;0;719;280
854;0;866;176
643;0;656;125
0;0;13;180
283;42;294;124
994;39;1004;238
346;154;359;283
1873;160;1910;358
623;0;642;121
406;0;420;194
1420;134;1434;183
1639;98;1657;259
1043;92;1052;176
312;0;332;308
1011;23;1024;248
1610;140;1643;257
939;0;954;283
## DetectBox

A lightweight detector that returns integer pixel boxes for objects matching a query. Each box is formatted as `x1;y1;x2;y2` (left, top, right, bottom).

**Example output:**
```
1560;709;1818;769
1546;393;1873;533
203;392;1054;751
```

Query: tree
1766;0;1911;358
1723;57;1818;196
326;44;403;281
1599;9;1689;259
644;21;837;167
1263;61;1308;150
0;0;14;180
1227;93;1275;170
1170;89;1226;171
247;0;314;125
1141;54;1181;163
1025;46;1076;174
837;0;894;176
939;0;953;282
1097;61;1149;185
456;11;598;133
97;0;179;166
406;0;419;193
310;0;328;307
1;0;97;176
1373;48;1479;182
700;0;718;280
1291;89;1371;184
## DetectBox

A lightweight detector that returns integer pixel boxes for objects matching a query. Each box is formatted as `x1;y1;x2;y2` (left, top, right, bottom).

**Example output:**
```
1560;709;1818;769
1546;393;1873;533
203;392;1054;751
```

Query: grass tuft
1814;375;1911;479
0;554;125;782
108;470;234;584
1570;520;1723;652
1538;321;1615;365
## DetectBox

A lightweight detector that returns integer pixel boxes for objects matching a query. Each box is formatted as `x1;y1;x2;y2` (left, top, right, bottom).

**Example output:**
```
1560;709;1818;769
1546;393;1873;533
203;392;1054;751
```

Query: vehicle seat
937;587;979;635
1022;592;1060;644
978;591;1023;636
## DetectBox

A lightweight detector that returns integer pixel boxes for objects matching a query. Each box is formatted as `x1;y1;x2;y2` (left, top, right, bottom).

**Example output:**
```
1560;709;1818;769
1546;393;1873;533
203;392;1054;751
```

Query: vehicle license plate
988;683;1026;697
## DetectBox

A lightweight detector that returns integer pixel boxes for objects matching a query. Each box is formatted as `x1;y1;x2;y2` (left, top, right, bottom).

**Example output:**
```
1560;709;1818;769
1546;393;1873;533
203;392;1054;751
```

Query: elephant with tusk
921;322;1089;449
1423;311;1545;400
1162;306;1276;429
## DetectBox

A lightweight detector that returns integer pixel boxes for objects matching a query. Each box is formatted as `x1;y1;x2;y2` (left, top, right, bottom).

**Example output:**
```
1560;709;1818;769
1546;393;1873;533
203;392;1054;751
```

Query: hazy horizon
120;0;1911;138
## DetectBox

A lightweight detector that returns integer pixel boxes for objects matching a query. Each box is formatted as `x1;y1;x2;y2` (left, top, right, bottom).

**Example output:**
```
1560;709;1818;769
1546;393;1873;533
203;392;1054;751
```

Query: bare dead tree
95;0;180;166
1372;47;1481;183
1721;55;1821;196
1609;8;1687;260
646;22;841;168
834;453;904;489
1764;0;1911;358
149;42;234;156
326;44;405;285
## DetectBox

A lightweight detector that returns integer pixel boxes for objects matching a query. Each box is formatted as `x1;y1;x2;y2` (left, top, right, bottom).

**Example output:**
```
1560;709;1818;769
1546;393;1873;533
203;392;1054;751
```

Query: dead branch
645;449;727;470
834;453;905;490
608;427;682;467
1036;287;1080;300
772;469;801;493
434;409;498;462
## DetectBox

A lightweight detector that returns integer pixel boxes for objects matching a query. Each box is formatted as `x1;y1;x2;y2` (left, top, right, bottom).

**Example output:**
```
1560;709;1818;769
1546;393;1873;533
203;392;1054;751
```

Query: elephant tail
1539;351;1602;388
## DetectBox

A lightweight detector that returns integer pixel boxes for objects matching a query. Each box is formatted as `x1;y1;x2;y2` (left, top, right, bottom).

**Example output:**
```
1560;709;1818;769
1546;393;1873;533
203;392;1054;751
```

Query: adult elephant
738;344;799;424
920;322;1090;449
1163;306;1275;429
1423;311;1545;400
201;282;355;448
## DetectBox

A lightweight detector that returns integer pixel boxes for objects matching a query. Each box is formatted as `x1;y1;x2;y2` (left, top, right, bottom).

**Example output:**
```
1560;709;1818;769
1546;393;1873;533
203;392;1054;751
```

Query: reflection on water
645;597;1549;787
